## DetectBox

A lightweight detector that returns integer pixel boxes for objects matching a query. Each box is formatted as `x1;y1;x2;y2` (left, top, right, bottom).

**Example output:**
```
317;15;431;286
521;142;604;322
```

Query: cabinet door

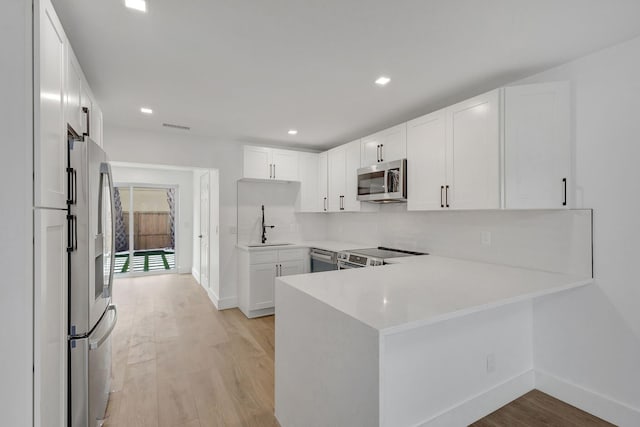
327;146;346;212
66;49;83;136
360;134;381;167
34;208;67;427
243;146;271;179
504;82;571;209
249;263;277;310
296;152;319;212
272;149;299;181
91;103;103;148
279;260;305;277
379;123;407;163
407;110;447;210
318;152;328;212
343;139;361;211
80;83;92;138
36;0;67;209
446;89;501;209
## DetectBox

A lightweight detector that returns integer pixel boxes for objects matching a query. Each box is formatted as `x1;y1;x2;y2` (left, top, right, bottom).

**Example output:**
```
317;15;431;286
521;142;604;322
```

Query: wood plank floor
470;390;615;427
104;274;613;427
104;273;279;427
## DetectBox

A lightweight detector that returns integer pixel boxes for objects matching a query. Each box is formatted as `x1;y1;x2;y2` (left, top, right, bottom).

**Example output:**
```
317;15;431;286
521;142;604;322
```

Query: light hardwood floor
105;274;612;427
104;273;278;427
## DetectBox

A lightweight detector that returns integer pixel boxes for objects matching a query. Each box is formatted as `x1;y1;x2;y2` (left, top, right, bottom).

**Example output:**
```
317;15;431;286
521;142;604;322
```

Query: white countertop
276;255;592;335
236;240;366;253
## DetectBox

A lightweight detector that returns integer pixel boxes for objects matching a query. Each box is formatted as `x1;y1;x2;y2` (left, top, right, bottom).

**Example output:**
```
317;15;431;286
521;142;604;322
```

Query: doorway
113;185;178;275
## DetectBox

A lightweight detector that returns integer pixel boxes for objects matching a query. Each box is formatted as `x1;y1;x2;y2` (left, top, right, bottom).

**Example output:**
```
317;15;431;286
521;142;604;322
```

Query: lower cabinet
238;248;307;318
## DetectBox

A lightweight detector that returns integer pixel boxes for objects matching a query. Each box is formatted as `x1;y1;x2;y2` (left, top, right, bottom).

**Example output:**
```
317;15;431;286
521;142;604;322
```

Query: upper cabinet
327;140;362;212
243;146;299;181
504;82;571;209
35;0;67;209
318;152;328;212
361;124;407;167
35;0;104;209
408;89;501;210
296;152;321;213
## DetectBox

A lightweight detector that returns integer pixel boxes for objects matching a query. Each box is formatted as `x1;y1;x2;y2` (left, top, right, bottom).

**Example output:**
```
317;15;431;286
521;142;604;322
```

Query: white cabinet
296;152;320;212
361;124;407;166
238;248;308;318
504;82;571;209
243;146;299;181
407;89;501;210
34;208;67;427
65;48;84;136
327;140;362;212
407;110;447;211
318;152;328;212
446;90;501;209
35;0;67;209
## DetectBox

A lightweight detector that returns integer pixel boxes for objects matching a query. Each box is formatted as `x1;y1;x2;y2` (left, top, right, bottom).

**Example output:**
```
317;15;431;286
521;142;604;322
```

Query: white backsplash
327;204;592;277
237;181;326;244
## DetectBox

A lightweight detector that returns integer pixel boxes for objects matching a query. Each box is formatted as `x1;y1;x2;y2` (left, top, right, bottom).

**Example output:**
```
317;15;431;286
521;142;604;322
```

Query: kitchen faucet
261;205;275;244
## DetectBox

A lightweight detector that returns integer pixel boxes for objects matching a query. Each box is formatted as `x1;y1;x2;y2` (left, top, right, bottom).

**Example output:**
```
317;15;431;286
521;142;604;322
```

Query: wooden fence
122;211;173;250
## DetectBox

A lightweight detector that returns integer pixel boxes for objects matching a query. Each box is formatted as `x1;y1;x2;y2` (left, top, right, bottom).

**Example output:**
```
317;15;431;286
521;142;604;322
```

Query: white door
343;139;361;212
249;263;277;310
279;260;305;277
318;152;328;212
407;110;448;210
327;146;346;212
446;89;501;209
379;123;407;163
36;0;67;209
504;82;571;209
34;208;67;427
272;149;299;181
243;146;271;179
199;172;209;289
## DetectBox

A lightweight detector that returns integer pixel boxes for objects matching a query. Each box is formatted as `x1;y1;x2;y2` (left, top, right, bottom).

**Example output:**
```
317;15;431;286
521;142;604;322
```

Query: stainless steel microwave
357;159;407;203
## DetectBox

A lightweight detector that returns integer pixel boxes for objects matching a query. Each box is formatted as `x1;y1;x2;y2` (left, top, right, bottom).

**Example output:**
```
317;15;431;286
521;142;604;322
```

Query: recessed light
140;107;153;114
288;129;298;135
375;76;391;86
125;0;147;12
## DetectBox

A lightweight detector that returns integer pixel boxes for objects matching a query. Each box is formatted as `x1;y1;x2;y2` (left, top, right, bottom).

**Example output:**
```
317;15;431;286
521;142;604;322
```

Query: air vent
162;123;191;131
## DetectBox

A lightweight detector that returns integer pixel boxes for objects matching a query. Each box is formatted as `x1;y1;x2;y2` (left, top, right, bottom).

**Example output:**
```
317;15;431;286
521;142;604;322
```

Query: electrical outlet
481;231;491;246
486;353;496;373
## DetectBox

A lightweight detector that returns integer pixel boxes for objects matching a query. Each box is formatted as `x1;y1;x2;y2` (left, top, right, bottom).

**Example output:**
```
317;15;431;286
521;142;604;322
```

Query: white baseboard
178;266;190;274
535;370;640;427
419;370;535;427
191;268;200;284
205;287;238;311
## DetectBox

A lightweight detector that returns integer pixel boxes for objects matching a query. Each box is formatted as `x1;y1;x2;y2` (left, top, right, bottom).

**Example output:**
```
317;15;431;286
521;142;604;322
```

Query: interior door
407;110;447;210
199;172;209;289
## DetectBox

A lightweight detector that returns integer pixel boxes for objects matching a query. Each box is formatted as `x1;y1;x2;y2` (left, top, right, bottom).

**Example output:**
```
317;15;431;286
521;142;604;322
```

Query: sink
247;242;294;247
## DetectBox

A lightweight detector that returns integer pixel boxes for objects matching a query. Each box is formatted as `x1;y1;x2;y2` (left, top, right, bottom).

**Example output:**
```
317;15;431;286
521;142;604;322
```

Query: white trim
191;267;200;283
535;370;640;427
416;370;535;427
205;288;238;311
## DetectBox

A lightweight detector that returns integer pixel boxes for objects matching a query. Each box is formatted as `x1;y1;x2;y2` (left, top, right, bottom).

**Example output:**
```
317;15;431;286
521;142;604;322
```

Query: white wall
237;181;327;244
513;36;640;424
104;127;242;306
111;164;195;274
0;1;33;425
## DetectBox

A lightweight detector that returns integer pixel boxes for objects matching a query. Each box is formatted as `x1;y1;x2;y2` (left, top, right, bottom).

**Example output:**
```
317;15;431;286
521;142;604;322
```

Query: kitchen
2;1;640;426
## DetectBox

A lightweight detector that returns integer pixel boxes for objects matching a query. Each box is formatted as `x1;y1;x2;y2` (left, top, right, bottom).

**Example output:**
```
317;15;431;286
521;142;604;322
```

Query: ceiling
52;0;640;149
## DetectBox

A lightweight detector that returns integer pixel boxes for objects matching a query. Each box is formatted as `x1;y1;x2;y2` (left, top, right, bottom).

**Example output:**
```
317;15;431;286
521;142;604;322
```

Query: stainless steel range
337;247;426;269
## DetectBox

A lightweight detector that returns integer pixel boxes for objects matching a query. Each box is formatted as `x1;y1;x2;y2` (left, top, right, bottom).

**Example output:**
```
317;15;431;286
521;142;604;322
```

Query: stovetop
345;247;426;260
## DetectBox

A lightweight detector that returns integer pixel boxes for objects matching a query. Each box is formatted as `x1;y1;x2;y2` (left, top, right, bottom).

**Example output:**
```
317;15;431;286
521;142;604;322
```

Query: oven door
338;260;364;270
310;249;338;272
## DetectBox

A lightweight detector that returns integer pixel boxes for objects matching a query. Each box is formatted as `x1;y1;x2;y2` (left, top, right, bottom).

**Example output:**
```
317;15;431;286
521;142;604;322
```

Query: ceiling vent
162;122;191;131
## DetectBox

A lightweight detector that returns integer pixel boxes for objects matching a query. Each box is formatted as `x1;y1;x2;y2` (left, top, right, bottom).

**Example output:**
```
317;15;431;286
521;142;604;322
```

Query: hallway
105;274;278;427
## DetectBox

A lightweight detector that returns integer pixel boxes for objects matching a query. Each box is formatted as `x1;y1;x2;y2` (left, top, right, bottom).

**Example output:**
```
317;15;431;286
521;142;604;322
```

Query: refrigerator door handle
100;162;116;298
89;304;117;350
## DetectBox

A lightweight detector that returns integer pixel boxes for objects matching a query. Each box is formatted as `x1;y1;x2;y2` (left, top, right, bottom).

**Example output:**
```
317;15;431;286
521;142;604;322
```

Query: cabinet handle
269;164;273;179
377;145;380;162
340;195;345;211
324;197;327;212
445;185;450;208
67;167;77;205
562;178;567;206
82;106;90;138
275;264;279;277
273;164;276;179
440;185;444;208
66;214;77;252
380;144;383;162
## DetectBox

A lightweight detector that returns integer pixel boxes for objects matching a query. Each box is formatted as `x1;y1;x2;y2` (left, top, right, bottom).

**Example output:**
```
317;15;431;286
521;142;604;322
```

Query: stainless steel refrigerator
67;135;117;427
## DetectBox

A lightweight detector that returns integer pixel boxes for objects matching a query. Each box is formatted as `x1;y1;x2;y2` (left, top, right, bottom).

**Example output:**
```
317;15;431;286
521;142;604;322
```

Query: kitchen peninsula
274;256;592;427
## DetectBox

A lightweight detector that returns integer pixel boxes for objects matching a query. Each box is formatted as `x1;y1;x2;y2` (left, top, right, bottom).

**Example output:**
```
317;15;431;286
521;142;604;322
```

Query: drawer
249;250;278;265
278;248;308;262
